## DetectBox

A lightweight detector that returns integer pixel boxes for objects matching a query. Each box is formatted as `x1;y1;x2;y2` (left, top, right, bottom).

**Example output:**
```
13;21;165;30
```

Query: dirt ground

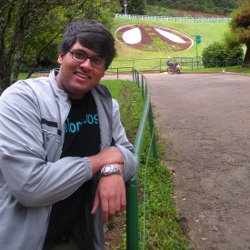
146;72;250;250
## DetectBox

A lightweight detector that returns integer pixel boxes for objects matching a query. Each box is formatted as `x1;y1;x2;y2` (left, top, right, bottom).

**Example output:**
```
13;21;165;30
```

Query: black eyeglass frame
69;50;106;68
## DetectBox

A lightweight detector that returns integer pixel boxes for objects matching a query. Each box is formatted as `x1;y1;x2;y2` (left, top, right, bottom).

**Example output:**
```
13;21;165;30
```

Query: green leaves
202;42;244;67
0;0;121;90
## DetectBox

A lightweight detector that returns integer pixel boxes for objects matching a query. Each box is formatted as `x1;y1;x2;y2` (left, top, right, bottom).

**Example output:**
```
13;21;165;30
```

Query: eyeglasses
69;50;105;68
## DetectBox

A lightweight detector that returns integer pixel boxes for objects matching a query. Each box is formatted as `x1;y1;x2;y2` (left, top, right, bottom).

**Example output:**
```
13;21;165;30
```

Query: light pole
124;0;127;15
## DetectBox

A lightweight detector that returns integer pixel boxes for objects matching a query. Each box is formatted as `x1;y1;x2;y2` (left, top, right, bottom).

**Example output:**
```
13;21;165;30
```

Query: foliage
117;81;144;142
225;0;250;66
146;5;228;17
224;65;250;73
145;0;237;16
202;42;244;67
137;140;188;249
100;80;123;99
0;0;121;91
119;0;146;15
127;0;146;15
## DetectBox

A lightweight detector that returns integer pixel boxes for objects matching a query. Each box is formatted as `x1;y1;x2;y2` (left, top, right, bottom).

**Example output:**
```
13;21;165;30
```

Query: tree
119;0;146;15
224;0;250;67
145;0;238;14
0;0;121;92
129;0;146;15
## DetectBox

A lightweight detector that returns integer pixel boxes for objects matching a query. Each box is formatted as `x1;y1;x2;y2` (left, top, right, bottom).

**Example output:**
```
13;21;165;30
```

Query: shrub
202;42;244;68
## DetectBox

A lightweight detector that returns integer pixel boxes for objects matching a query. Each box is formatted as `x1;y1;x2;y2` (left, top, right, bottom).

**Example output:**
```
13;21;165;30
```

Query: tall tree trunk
0;49;12;92
12;49;25;83
0;67;12;94
243;42;250;67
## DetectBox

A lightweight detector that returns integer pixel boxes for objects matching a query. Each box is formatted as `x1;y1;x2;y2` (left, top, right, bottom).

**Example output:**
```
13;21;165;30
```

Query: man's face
56;41;105;99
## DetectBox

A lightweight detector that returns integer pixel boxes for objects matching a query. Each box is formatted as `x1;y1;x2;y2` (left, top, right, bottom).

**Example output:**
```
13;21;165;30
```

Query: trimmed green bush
202;42;244;68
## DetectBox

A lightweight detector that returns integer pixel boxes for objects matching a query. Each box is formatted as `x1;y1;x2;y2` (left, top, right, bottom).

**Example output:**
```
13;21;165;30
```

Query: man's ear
57;52;64;65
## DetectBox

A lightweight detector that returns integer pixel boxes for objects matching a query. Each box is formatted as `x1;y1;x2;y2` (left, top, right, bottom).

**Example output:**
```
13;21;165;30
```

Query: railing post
141;75;144;99
126;176;139;250
136;72;139;87
148;103;158;159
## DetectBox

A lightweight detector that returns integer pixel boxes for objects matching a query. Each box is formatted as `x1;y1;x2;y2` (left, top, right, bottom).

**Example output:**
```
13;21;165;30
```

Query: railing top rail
133;70;151;177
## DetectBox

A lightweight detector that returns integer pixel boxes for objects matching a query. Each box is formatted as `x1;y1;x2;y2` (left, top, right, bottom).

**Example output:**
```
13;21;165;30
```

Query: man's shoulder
2;76;49;98
26;76;50;86
93;83;112;98
96;83;109;91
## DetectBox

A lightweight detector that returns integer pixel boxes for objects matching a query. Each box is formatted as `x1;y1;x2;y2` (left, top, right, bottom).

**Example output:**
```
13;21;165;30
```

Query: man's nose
80;58;93;68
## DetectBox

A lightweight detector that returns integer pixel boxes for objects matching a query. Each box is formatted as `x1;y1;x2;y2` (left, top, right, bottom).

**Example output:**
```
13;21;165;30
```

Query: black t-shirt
45;92;100;243
61;92;100;157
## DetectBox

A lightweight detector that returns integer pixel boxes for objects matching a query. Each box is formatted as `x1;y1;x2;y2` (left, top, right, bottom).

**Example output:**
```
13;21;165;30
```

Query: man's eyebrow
71;49;86;52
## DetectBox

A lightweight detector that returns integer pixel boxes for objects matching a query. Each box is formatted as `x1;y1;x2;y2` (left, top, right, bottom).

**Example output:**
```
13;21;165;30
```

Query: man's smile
75;72;90;80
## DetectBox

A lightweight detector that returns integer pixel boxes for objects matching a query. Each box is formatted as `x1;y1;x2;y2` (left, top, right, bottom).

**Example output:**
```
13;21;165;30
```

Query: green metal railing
108;57;204;72
126;68;158;250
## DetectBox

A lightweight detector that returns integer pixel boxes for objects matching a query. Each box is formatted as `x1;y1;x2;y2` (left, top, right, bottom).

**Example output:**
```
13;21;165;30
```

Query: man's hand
91;174;126;224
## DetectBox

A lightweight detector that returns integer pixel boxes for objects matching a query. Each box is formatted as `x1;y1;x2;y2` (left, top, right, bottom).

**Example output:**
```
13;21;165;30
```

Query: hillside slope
111;17;230;66
146;0;237;15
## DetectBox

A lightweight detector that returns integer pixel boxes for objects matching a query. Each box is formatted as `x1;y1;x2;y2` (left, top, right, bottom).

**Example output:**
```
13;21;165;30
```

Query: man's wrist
100;164;124;177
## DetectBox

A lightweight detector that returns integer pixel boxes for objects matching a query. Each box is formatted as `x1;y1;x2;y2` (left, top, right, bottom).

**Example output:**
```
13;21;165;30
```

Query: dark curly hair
59;20;116;69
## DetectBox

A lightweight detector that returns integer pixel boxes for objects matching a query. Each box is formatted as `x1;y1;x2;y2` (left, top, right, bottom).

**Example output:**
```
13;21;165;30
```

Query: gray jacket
0;70;137;250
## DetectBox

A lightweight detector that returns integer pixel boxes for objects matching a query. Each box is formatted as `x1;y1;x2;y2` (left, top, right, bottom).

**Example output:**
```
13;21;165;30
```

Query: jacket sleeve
0;82;93;207
111;99;138;182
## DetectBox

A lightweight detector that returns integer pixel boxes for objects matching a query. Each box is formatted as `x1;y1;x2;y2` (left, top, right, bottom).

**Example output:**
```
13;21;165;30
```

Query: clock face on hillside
115;24;194;52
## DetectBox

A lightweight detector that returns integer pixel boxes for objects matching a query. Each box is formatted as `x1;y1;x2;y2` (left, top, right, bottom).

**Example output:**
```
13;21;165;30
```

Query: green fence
108;57;244;73
124;68;158;250
108;56;203;72
115;13;231;23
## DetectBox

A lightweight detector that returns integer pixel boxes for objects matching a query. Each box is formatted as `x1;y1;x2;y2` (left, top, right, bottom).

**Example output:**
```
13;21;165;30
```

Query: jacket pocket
41;119;62;161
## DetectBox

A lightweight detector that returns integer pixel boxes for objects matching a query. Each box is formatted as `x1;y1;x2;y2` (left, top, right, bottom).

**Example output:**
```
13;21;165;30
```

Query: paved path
146;72;250;250
104;72;250;250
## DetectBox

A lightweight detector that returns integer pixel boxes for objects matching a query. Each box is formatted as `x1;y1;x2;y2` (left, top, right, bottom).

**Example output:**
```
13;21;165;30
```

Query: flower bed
115;24;193;51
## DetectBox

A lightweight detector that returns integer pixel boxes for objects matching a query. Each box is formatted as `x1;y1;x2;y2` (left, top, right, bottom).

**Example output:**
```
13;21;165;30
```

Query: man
0;20;137;250
166;56;173;68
